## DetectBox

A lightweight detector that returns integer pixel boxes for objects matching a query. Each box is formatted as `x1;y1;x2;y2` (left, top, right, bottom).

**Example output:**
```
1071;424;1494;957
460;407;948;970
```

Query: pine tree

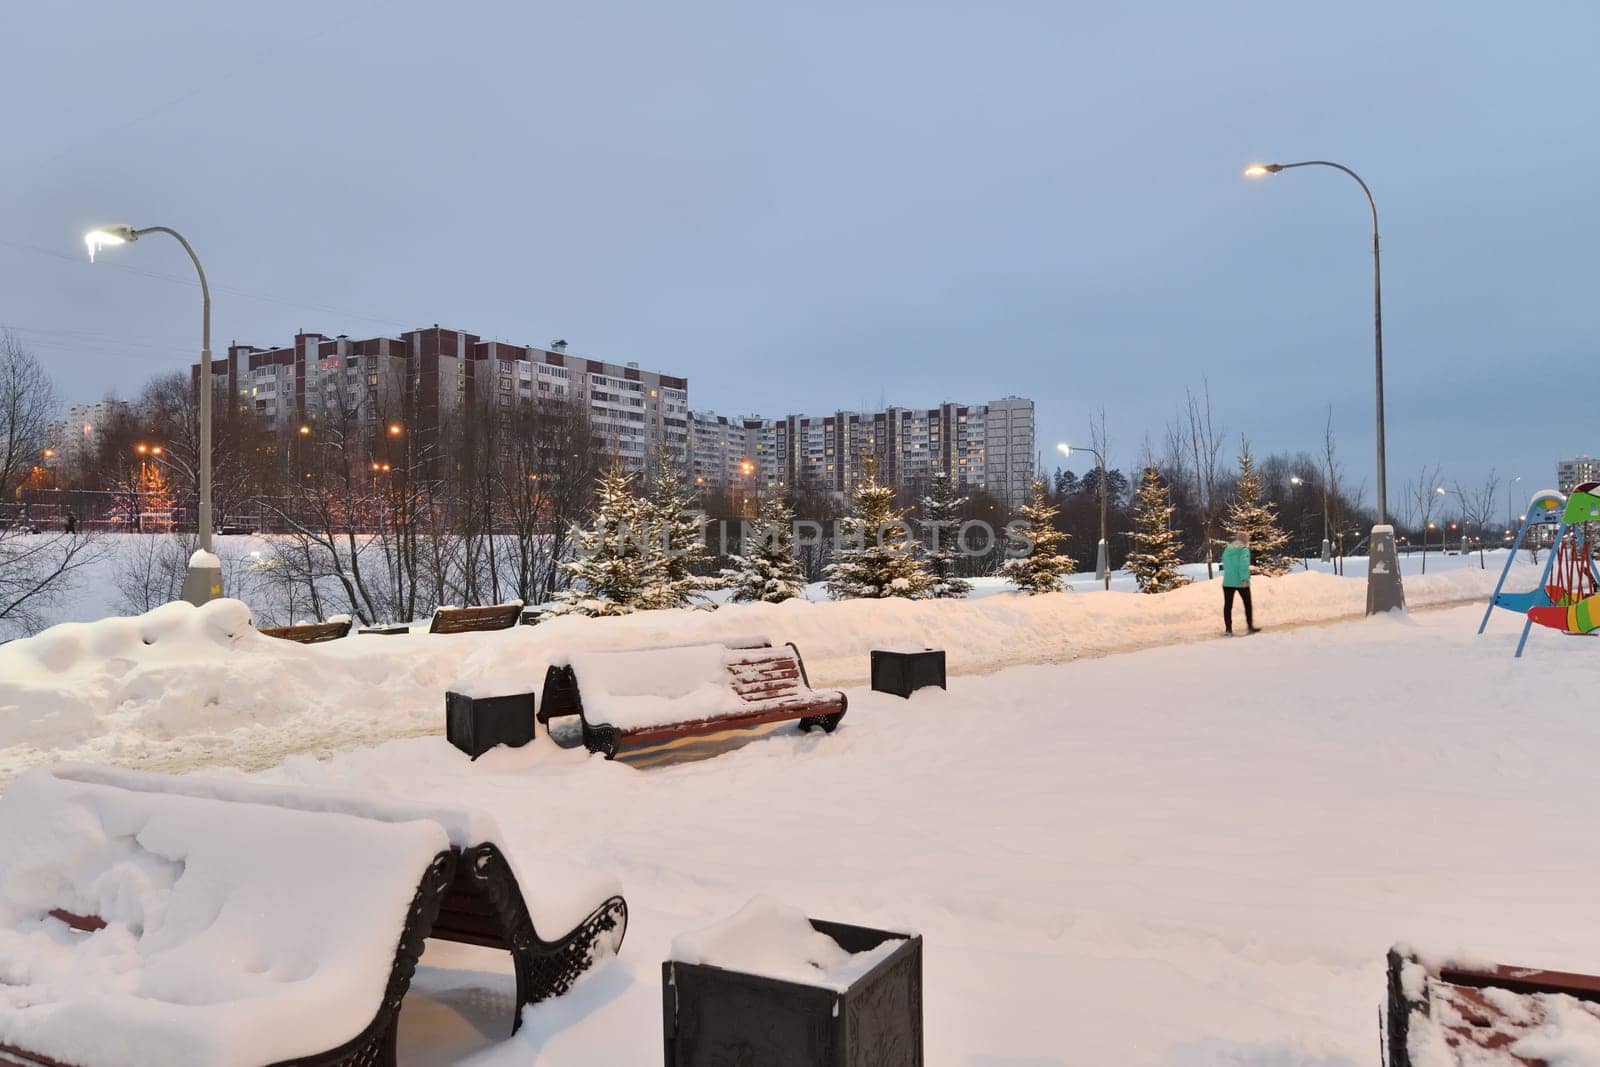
550;462;657;616
1127;466;1190;593
825;462;931;600
637;450;715;610
918;471;971;598
723;495;807;603
1001;479;1077;594
1225;442;1292;577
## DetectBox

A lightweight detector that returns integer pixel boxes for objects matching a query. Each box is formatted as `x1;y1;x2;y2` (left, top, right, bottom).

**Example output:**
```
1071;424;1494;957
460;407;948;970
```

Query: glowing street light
298;424;311;437
1244;159;1400;613
388;423;404;437
1057;441;1110;588
85;221;219;605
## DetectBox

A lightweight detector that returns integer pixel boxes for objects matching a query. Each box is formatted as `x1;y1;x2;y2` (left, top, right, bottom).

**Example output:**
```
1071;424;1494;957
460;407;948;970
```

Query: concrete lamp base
180;551;223;607
1365;524;1406;615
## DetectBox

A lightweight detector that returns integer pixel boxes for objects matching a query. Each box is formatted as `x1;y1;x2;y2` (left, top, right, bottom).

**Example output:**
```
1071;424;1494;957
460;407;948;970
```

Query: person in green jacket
1221;532;1259;636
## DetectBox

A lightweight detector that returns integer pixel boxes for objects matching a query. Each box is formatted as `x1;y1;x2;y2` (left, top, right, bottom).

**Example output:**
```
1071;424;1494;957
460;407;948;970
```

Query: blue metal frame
1475;490;1599;657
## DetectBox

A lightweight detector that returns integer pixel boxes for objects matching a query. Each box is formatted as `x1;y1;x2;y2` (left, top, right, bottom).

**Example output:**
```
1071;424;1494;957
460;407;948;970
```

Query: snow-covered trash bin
663;898;922;1066
1385;946;1600;1066
869;647;946;699
447;680;536;760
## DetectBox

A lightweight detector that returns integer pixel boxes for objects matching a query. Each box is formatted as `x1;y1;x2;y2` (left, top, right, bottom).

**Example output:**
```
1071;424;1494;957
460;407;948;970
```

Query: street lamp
1289;475;1333;566
1508;474;1522;534
1058;442;1109;589
85;223;220;605
1244;160;1402;614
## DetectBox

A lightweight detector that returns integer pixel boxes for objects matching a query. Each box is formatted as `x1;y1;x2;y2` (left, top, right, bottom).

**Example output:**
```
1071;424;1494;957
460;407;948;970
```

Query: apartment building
45;399;137;472
690;397;1036;511
207;327;688;470
1557;456;1600;494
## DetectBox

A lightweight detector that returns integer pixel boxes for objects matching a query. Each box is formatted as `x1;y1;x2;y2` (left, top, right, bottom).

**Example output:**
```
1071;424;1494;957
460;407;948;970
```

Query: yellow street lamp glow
1243;164;1282;178
388;423;403;437
298;425;311;436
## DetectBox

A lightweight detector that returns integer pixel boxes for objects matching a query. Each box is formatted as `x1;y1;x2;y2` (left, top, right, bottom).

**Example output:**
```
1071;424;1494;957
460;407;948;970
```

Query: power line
31;6;371;170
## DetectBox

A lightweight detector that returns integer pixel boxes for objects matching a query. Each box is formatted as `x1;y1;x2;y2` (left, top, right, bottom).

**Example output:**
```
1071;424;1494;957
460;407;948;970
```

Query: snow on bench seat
0;766;450;1067
1386;947;1600;1066
552;641;846;759
40;762;622;950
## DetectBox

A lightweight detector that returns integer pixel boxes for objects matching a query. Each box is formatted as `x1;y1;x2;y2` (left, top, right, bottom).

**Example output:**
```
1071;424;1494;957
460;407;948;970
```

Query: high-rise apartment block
689;398;1036;511
1557;456;1600;493
208;326;688;468
193;324;1033;507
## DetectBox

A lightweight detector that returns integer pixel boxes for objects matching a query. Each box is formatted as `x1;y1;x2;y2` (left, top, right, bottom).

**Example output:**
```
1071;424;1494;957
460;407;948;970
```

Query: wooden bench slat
430;604;524;635
258;619;352;644
616;696;847;746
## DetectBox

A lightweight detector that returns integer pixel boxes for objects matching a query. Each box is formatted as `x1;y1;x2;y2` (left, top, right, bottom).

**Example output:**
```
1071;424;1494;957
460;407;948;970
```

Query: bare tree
497;397;597;605
0;331;58;505
0;528;107;638
1453;470;1501;569
1178;382;1225;578
1408;464;1445;574
1321;409;1346;575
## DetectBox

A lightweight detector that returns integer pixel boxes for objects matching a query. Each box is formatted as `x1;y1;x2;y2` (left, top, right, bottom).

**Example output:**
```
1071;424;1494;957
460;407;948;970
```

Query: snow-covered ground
202;602;1600;1065
0;553;1574;1065
0;558;1514;786
3;531;1514;636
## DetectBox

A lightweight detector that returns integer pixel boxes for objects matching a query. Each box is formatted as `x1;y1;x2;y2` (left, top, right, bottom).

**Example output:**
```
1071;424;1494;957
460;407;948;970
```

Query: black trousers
1223;585;1254;632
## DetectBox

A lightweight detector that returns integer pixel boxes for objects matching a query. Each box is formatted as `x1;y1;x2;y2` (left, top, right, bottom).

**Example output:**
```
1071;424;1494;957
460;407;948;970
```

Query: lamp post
1244;160;1403;614
1290;474;1332;567
86;224;220;605
1508;474;1522;535
1058;442;1109;589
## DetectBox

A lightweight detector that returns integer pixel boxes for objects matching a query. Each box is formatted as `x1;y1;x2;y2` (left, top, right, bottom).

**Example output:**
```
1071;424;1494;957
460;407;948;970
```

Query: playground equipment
1479;484;1600;656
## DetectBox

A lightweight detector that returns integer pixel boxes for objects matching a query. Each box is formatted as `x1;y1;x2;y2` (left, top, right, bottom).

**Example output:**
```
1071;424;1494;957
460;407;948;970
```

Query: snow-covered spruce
636;451;717;611
1001;479;1076;595
825;462;931;600
722;496;807;604
918;471;971;599
548;462;658;617
1127;466;1190;594
1226;441;1291;577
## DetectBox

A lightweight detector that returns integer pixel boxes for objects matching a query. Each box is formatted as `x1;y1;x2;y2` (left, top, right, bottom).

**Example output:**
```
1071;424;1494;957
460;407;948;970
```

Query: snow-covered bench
1386;947;1600;1066
0;764;627;1067
258;617;352;644
429;603;524;635
539;639;846;759
537;635;774;727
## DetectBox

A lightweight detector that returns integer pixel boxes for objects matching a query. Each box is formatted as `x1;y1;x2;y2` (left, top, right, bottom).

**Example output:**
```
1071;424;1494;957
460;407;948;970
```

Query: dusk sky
3;1;1595;519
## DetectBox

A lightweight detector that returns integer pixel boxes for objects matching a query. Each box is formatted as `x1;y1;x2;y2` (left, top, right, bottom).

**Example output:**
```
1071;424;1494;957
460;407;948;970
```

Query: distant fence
8;490;285;535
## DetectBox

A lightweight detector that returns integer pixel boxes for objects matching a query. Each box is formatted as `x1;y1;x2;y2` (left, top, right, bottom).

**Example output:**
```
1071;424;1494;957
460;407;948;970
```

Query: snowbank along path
0;562;1517;786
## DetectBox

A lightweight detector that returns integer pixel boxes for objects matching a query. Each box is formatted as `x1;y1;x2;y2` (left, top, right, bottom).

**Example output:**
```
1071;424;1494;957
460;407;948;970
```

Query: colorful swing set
1479;483;1600;656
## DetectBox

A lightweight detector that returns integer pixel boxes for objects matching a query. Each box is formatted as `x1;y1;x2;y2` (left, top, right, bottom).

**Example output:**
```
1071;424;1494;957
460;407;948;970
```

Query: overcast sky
3;1;1596;519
